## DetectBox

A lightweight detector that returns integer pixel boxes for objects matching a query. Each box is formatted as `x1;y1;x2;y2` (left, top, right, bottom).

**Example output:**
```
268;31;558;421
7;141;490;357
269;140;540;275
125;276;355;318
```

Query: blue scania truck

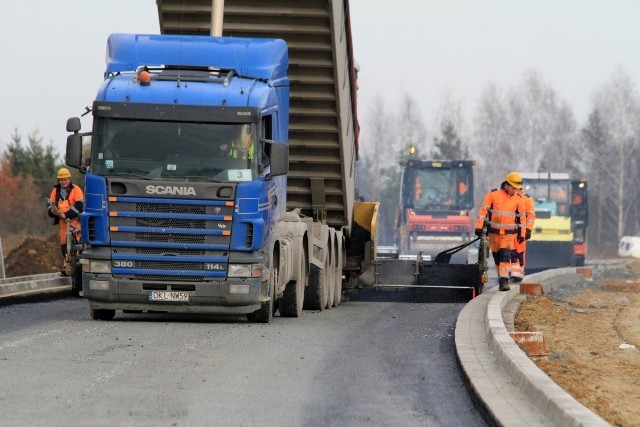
65;0;376;322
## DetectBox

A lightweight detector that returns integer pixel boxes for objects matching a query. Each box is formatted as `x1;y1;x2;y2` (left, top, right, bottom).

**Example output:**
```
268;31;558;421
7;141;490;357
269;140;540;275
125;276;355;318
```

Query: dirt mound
3;233;61;277
515;260;640;426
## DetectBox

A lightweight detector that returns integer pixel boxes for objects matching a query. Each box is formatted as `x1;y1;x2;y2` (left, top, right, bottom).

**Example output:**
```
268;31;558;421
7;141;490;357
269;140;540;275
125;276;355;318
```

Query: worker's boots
498;278;510;291
61;261;71;276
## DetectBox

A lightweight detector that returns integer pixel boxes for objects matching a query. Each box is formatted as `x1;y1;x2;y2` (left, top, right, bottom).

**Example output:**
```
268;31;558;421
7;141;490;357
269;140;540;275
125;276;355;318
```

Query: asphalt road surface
0;289;488;427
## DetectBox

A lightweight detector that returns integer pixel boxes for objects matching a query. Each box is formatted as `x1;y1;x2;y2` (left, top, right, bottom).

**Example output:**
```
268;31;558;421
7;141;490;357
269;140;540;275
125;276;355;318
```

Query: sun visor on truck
105;34;288;81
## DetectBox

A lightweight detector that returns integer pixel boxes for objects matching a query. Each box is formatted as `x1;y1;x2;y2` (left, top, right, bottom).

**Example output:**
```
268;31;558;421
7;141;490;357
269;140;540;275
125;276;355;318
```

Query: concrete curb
0;273;71;300
456;267;612;426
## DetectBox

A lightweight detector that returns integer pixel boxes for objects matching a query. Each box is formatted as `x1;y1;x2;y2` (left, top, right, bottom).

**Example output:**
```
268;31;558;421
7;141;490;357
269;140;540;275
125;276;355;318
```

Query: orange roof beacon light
139;70;151;86
409;146;417;156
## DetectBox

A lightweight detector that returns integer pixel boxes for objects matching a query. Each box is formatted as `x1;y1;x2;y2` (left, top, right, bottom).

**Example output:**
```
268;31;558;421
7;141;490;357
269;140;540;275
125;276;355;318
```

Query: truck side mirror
66;134;83;170
266;141;288;179
67;117;81;133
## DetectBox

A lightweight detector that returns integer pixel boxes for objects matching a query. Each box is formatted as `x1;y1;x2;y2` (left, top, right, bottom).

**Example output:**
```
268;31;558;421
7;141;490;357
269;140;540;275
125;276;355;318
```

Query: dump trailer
65;0;378;322
521;172;588;271
394;157;475;263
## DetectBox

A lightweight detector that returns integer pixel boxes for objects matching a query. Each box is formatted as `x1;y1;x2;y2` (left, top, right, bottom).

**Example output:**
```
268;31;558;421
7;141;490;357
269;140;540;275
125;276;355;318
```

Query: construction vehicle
367;154;486;298
394;156;475;263
520;172;588;271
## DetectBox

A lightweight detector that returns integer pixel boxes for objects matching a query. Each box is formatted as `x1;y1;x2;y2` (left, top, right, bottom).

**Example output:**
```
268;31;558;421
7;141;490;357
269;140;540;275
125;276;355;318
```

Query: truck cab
66;34;291;320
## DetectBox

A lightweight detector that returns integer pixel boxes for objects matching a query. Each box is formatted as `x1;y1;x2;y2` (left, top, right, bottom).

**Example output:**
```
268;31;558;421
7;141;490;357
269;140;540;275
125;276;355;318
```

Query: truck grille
108;197;234;280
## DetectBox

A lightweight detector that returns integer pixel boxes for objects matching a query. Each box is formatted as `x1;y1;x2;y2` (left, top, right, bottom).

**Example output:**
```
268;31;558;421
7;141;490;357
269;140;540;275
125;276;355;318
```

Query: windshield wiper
183;175;223;183
184;167;222;175
111;172;154;180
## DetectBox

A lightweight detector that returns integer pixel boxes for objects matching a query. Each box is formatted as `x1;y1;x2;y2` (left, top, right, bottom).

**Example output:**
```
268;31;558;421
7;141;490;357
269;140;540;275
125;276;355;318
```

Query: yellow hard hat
505;171;523;189
57;168;72;180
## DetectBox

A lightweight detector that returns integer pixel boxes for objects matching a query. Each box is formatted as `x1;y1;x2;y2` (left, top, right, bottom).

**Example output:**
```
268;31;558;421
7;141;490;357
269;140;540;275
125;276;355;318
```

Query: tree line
0;130;70;239
357;68;640;256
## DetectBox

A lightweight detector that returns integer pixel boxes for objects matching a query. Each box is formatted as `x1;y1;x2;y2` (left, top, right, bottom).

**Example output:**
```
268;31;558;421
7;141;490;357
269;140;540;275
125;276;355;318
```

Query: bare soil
515;260;640;427
2;233;61;277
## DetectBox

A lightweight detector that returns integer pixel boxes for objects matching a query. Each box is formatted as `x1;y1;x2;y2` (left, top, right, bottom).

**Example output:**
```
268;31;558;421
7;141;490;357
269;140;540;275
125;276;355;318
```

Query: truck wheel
91;308;115;321
304;263;326;311
333;254;343;307
280;250;307;317
325;253;334;310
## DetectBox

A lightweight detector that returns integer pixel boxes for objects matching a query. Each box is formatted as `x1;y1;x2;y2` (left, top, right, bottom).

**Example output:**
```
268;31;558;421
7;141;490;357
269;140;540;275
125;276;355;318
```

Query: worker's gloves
474;228;484;237
525;229;532;241
517;235;525;244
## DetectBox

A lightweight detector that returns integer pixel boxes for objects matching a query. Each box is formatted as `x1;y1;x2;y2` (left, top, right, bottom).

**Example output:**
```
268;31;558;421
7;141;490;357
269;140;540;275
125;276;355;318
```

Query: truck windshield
524;180;571;216
523;181;570;203
90;118;258;182
412;167;472;210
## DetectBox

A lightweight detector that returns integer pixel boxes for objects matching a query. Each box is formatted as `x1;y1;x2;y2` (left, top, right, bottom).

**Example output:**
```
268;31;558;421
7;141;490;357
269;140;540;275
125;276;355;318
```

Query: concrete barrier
0;273;71;301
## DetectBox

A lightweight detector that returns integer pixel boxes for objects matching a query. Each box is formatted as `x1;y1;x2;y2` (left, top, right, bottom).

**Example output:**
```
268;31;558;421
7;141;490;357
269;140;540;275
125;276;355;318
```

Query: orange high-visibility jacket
523;192;536;231
476;188;526;237
48;184;84;245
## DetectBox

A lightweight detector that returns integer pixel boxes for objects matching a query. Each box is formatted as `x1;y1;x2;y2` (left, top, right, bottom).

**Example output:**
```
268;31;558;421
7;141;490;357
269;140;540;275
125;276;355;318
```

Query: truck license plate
148;291;190;302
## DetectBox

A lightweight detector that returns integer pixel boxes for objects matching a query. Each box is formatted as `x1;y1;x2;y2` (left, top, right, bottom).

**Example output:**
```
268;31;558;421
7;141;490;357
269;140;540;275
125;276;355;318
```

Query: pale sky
1;0;639;157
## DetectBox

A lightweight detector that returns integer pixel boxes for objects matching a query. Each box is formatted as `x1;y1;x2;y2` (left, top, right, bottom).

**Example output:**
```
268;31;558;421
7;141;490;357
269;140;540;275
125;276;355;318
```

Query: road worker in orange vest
47;168;84;274
475;172;526;291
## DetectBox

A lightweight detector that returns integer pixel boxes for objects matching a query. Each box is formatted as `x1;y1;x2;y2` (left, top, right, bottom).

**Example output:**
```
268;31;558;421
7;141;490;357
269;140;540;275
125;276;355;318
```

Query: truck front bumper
83;273;265;315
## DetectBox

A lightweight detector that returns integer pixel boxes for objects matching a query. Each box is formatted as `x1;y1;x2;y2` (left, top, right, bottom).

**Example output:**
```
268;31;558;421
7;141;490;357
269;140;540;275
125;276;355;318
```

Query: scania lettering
145;185;197;196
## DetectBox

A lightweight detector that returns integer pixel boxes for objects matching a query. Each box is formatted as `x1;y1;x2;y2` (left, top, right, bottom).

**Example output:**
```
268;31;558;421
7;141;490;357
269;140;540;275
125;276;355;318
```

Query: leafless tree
505;70;579;173
590;68;640;241
358;94;396;200
472;82;511;196
394;94;428;161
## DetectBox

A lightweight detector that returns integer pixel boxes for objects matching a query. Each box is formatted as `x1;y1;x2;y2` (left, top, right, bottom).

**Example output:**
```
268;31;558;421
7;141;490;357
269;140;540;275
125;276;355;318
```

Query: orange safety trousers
513;238;526;277
489;233;517;281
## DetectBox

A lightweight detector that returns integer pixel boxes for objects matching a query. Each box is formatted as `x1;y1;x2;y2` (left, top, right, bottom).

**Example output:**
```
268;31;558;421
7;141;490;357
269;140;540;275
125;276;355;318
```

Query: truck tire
91;308;116;321
304;263;326;311
325;247;334;310
333;250;343;307
280;249;307;317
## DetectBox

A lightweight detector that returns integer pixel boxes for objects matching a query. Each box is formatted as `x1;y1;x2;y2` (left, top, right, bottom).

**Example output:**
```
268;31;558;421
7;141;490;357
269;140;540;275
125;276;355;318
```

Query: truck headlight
88;260;111;273
228;263;263;278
